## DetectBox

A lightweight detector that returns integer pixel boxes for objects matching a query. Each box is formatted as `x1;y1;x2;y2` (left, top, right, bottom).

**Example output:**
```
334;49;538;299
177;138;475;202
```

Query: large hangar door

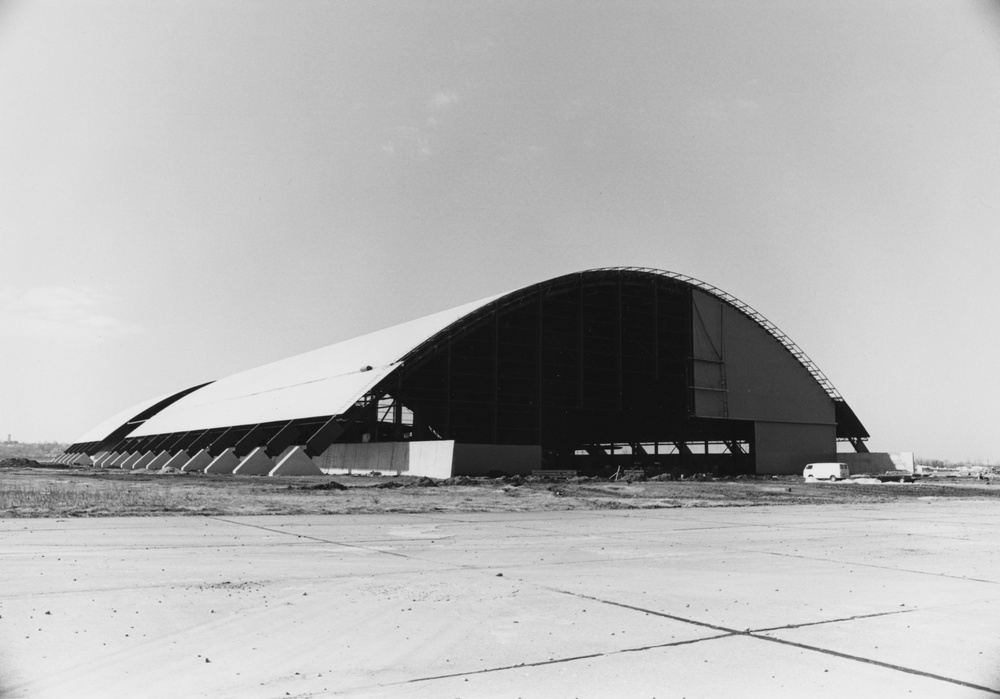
755;421;836;475
691;292;727;418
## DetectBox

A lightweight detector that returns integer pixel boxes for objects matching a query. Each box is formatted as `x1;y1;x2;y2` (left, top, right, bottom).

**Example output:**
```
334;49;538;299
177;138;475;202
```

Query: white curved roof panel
128;293;502;437
74;390;183;444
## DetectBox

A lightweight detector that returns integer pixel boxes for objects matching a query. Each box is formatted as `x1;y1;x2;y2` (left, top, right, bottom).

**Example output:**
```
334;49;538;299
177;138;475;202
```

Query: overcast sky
1;1;998;461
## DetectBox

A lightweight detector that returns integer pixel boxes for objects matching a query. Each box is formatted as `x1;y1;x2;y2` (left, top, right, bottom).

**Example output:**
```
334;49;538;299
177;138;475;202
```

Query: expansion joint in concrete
204;516;416;559
402;632;735;686
753;607;921;633
548;587;1000;696
748;633;1000;695
760;549;1000;586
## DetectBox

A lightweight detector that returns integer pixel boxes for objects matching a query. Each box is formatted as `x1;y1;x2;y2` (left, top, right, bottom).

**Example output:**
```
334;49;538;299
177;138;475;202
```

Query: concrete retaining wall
408;441;455;478
314;441;456;477
315;442;411;475
311;441;541;479
839;452;915;474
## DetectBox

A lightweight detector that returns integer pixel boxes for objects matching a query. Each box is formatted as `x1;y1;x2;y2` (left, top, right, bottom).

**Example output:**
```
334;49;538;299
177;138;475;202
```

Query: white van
803;462;849;481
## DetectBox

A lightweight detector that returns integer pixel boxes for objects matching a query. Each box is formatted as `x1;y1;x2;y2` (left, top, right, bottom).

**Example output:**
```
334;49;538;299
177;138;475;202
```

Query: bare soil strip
2;463;998;518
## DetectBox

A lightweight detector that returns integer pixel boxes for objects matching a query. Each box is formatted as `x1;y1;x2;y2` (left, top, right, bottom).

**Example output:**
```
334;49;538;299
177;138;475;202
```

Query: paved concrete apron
2;502;999;698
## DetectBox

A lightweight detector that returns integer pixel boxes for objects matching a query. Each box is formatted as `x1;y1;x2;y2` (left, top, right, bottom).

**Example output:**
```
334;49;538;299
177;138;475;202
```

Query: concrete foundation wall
121;452;145;470
839;452;915;474
270;447;323;476
181;449;213;472
233;447;275;475
315;442;413;475
131;452;156;470
162;451;191;471
145;451;172;471
310;441;539;478
204;448;240;474
409;441;456;478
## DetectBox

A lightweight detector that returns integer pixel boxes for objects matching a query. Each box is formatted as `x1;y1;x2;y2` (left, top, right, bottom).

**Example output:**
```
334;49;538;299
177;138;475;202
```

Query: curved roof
73;381;212;445
74;391;183;444
79;267;853;444
609;267;843;399
126;293;503;437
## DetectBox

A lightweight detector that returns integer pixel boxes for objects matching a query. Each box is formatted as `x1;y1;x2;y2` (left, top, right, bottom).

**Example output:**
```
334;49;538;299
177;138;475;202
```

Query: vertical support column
393;375;404;442
617;275;623;412
445;331;452;438
537;288;543;441
491;309;498;445
653;276;659;383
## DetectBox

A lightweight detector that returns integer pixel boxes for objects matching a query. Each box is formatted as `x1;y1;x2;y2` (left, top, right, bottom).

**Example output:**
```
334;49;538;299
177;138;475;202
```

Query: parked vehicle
873;470;917;483
803;462;849;481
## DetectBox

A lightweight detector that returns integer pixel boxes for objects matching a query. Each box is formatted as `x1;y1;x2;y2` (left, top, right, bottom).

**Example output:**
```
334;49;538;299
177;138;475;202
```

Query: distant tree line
916;457;995;469
0;442;69;461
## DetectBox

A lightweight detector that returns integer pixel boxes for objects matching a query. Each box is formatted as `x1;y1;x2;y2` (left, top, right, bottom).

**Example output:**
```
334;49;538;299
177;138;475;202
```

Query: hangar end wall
838;452;915;474
692;290;835;426
313;441;540;478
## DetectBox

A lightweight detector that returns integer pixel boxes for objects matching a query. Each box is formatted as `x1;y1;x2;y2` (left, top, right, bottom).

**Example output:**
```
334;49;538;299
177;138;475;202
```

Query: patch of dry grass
0;478;178;516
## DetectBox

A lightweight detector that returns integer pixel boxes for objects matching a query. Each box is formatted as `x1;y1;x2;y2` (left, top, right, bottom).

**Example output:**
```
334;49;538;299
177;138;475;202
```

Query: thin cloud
427;91;459;111
0;286;144;342
381;92;458;157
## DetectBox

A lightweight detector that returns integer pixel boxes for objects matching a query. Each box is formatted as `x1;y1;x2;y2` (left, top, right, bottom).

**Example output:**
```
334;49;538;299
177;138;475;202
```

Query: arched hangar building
59;268;869;477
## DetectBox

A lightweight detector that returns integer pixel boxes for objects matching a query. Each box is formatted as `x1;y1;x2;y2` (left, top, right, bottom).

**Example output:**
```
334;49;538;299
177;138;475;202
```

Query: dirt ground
2;461;999;518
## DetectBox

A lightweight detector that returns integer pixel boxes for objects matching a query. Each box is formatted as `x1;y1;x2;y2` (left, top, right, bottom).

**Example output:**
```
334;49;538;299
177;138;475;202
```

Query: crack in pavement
501;521;751;538
367;594;996;697
206;516;414;559
757;549;1000;585
207;516;667;575
752;607;921;632
208;515;1000;694
547;588;1000;695
750;634;1000;695
398;633;735;685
